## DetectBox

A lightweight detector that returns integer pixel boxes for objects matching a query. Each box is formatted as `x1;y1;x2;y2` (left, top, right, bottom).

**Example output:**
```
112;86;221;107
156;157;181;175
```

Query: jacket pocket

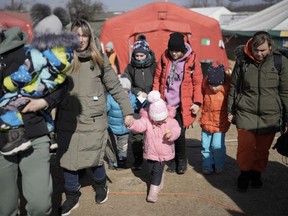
86;91;106;117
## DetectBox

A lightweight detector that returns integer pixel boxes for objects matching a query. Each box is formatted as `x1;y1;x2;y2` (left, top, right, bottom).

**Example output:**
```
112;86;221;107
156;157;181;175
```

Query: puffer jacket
0;27;66;139
227;47;288;134
128;106;181;162
107;92;138;135
56;54;134;171
153;44;203;128
199;76;231;133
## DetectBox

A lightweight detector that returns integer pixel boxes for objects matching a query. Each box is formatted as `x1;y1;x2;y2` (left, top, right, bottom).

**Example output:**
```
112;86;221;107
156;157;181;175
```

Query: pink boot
147;185;159;203
159;174;164;192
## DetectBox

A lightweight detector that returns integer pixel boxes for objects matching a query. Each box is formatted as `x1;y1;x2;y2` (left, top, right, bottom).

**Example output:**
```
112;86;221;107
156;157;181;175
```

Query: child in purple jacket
127;90;181;203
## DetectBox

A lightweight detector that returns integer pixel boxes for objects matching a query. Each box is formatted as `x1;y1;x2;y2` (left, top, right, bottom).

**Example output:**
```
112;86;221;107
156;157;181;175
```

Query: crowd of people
0;2;288;216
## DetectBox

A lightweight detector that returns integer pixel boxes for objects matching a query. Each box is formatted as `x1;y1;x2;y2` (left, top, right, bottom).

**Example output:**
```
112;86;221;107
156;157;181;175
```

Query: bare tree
4;0;26;11
67;0;104;21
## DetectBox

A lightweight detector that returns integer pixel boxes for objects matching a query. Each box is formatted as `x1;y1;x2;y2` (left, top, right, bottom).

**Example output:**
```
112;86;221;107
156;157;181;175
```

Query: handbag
272;132;288;157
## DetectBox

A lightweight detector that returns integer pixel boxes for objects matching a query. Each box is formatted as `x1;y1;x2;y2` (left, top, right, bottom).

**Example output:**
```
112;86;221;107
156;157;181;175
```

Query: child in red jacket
199;64;231;174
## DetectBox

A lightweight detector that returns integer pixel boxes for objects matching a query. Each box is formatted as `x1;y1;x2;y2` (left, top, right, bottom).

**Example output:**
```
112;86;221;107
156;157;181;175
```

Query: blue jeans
201;129;226;172
63;164;106;191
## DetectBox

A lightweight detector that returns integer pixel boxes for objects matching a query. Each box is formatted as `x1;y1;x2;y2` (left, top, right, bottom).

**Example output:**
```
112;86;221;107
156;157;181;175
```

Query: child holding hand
126;90;181;203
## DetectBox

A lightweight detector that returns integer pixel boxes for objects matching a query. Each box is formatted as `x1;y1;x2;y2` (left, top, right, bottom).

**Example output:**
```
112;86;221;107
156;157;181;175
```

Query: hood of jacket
30;31;80;51
0;27;28;55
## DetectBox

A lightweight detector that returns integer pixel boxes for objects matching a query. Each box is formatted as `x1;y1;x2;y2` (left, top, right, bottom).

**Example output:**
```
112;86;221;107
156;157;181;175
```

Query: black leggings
146;160;165;186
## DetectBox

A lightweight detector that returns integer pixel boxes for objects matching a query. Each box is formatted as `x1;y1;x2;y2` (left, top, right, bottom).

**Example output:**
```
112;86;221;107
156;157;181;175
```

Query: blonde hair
70;19;104;72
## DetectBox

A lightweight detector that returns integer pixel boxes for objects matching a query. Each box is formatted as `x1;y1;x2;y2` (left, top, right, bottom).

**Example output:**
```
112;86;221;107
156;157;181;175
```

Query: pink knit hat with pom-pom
148;90;168;121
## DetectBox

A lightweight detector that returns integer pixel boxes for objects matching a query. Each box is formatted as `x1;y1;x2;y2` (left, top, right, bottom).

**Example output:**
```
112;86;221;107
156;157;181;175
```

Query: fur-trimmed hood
30;31;80;51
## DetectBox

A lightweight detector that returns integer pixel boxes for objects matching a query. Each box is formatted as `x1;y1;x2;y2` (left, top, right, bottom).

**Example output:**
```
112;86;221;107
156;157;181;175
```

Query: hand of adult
190;104;200;115
21;98;48;113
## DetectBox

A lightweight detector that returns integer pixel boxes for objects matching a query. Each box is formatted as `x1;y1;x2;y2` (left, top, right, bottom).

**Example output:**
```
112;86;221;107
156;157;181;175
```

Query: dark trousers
174;107;186;162
146;160;165;186
63;164;106;191
131;132;144;163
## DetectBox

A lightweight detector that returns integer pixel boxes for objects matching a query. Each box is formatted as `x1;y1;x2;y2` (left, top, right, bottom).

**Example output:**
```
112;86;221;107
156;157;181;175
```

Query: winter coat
199;76;231;133
128;106;181;162
153;44;203;128
227;47;288;134
123;50;157;96
56;54;134;171
107;92;138;135
0;27;66;139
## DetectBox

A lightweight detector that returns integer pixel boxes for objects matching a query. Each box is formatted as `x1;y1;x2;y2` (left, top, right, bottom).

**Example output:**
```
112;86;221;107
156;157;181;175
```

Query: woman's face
75;27;89;51
169;50;184;60
251;41;271;62
134;52;147;61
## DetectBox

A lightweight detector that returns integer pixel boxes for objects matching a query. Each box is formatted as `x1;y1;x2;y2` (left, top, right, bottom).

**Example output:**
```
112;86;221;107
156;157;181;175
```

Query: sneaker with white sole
0;127;31;156
61;190;81;216
92;179;109;204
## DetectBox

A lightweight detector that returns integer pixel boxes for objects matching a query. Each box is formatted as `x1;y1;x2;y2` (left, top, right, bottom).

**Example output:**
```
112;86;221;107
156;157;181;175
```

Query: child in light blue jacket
107;77;140;169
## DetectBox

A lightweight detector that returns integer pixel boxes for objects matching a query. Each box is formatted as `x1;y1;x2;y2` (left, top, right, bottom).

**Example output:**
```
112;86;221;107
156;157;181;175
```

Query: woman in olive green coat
55;19;133;215
227;31;288;192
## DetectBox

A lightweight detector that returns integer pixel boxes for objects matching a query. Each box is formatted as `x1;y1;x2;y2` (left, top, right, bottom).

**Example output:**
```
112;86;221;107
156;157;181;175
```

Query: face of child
134;52;147;61
153;120;165;125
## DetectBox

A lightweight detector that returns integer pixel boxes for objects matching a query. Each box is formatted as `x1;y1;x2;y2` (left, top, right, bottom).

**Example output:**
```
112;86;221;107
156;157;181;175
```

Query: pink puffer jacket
128;106;181;162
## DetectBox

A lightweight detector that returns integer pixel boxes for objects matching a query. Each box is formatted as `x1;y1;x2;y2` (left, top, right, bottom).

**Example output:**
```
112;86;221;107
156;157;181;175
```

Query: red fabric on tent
0;11;33;43
100;2;229;73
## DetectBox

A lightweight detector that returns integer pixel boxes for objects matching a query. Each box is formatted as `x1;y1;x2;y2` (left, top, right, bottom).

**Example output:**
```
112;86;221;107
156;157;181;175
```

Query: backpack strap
234;45;246;94
273;53;282;74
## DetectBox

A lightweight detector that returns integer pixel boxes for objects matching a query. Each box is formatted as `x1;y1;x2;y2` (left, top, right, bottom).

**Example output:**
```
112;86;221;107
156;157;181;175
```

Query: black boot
176;159;187;175
165;159;176;173
250;170;263;189
61;189;81;216
237;171;250;192
92;178;109;204
117;157;127;169
132;154;143;170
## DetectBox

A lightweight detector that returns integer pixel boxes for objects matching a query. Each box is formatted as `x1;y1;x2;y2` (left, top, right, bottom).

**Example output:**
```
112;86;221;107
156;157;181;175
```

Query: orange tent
100;2;229;73
0;11;33;43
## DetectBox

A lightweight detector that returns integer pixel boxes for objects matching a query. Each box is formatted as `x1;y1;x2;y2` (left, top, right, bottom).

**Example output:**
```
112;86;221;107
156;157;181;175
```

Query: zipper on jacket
256;65;261;133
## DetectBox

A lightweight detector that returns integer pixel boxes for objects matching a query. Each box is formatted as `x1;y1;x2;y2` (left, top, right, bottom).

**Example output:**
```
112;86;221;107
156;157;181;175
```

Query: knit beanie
119;77;131;91
168;32;185;52
148;90;168;122
133;34;150;55
207;64;225;86
106;41;113;49
30;3;70;36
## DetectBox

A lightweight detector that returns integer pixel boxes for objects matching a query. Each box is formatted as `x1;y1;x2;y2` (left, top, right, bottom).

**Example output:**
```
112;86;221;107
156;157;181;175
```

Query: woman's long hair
70;18;104;72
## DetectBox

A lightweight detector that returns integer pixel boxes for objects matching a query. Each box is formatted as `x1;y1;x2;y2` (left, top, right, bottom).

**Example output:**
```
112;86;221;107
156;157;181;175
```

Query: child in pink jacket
127;90;181;203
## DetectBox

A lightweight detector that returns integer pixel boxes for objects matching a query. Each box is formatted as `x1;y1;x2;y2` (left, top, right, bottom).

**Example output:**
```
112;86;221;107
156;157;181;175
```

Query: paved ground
50;123;288;216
